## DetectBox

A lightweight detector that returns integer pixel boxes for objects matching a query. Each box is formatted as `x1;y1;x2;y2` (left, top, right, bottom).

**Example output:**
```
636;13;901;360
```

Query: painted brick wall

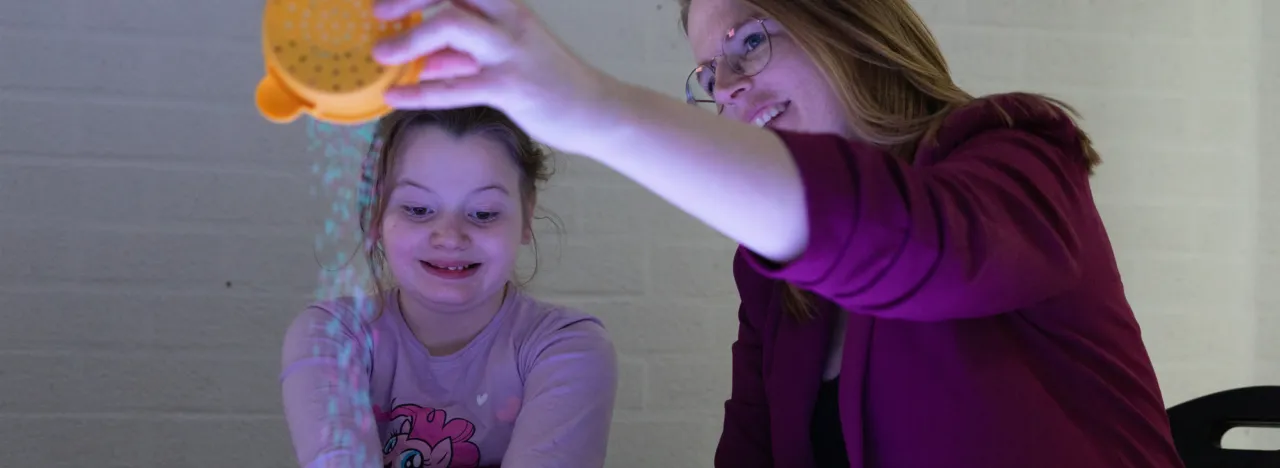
0;0;1274;466
1252;0;1280;450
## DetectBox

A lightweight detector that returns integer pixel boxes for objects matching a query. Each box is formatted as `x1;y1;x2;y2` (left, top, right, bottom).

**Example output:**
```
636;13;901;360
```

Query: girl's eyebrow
393;178;431;191
472;184;509;195
392;179;510;195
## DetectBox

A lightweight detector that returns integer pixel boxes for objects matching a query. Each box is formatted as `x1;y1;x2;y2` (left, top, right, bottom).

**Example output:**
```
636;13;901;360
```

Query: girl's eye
470;211;500;223
401;206;432;218
743;32;765;51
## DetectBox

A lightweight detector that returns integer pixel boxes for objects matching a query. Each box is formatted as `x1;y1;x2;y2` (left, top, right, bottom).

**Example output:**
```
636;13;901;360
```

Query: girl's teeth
429;263;473;271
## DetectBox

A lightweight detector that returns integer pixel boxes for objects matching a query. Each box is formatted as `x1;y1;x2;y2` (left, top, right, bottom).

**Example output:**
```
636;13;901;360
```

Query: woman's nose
711;66;753;104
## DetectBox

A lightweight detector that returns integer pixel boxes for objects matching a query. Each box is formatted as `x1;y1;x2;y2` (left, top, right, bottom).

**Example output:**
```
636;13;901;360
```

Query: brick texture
1;0;1276;466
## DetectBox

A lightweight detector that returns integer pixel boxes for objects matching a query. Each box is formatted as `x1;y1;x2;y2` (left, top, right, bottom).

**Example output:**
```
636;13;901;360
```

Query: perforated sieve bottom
266;0;408;93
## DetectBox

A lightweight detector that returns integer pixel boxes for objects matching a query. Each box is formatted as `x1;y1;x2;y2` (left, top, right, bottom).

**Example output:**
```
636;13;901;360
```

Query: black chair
1166;385;1280;467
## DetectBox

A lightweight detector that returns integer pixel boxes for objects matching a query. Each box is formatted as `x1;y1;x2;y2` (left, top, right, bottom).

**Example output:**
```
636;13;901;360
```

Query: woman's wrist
544;70;642;158
560;76;679;162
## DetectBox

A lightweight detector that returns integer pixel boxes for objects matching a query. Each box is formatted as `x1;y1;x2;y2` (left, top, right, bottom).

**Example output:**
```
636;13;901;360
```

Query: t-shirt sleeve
502;316;618;468
280;304;381;468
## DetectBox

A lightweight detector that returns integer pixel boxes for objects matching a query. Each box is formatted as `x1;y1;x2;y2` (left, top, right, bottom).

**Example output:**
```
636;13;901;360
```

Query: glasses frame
684;17;774;114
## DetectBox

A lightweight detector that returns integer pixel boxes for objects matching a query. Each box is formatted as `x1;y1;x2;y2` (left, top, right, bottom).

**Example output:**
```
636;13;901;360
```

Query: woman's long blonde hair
678;0;1101;320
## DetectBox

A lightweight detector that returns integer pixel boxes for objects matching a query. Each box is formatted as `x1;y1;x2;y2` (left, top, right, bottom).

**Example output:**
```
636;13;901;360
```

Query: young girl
371;0;1183;467
280;107;618;468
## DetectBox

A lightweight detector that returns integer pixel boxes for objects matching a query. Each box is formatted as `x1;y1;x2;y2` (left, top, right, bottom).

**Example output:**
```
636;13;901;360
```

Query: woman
370;0;1185;466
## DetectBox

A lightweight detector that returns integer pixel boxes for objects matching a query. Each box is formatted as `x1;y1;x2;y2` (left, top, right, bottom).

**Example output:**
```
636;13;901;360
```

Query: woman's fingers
384;73;504;110
452;0;525;20
417;48;482;80
372;0;444;21
373;0;582;122
374;0;521;22
373;5;513;66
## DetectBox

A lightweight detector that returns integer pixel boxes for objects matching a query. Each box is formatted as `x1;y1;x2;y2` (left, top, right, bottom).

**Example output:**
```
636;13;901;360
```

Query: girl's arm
501;318;617;468
281;306;382;468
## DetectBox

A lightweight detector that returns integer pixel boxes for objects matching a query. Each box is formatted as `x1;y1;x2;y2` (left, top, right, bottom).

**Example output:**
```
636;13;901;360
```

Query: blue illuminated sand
305;118;382;466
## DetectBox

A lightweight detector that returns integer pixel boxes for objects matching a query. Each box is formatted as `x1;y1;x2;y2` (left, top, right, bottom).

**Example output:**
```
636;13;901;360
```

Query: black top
811;378;851;467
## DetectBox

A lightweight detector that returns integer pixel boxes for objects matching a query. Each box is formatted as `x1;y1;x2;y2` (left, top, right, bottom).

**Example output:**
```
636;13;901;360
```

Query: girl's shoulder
501;290;606;337
501;290;617;382
287;289;389;339
502;289;613;352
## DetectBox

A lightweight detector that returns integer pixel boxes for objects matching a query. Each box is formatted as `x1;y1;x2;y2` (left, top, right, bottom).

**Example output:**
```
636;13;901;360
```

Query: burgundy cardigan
713;94;1185;468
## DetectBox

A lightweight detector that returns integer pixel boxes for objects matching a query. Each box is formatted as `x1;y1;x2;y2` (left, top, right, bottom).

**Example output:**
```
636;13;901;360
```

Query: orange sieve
255;0;423;125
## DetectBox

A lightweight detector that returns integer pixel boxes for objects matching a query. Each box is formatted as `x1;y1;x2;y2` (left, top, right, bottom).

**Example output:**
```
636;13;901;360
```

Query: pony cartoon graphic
376;404;481;468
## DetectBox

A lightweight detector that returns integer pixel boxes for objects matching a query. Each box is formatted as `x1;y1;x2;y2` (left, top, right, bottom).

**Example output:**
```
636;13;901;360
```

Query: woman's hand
374;0;809;262
372;0;616;153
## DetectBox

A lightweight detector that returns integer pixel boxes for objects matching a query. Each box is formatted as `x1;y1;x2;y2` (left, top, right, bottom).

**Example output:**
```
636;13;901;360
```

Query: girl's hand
372;0;617;153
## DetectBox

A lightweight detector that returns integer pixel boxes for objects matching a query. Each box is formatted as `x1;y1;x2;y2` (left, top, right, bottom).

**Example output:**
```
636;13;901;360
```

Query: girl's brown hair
357;106;556;316
677;0;1101;320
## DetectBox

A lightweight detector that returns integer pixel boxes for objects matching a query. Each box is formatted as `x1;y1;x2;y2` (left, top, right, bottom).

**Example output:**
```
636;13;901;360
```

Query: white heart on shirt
476;393;489;406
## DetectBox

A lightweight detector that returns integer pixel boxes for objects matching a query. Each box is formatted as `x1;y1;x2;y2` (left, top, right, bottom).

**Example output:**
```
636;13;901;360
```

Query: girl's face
685;0;852;138
379;127;532;314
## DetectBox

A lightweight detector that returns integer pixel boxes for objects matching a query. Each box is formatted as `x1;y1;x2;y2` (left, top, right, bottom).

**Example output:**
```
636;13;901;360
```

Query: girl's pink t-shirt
281;286;618;468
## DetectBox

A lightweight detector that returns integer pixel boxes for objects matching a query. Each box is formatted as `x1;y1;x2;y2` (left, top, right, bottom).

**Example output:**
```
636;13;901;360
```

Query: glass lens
683;19;769;114
724;20;770;77
685;65;718;112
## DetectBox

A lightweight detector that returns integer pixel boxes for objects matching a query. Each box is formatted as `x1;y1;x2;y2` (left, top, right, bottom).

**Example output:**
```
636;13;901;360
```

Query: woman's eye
743;32;765;51
470;211;500;223
401;206;432;218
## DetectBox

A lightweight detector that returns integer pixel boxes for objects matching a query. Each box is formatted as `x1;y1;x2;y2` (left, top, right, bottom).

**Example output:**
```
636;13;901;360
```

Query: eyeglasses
685;18;774;114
